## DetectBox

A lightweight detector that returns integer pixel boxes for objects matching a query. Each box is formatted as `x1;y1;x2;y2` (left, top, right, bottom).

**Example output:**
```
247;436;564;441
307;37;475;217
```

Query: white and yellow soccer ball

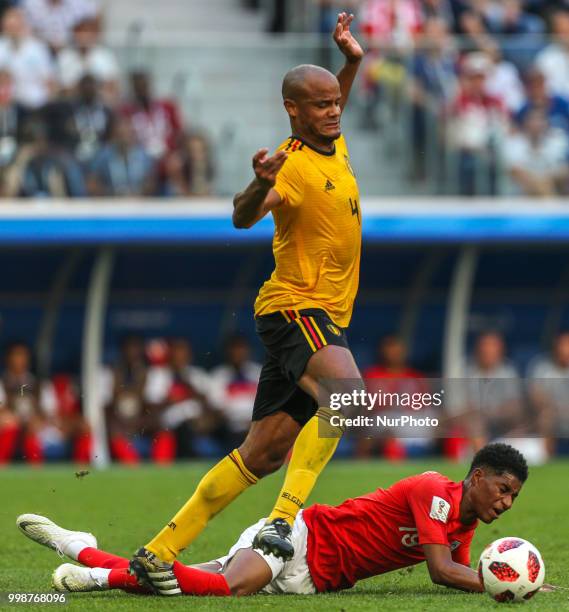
478;537;545;603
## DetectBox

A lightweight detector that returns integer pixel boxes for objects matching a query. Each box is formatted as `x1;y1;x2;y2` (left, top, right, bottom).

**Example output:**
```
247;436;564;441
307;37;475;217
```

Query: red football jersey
302;472;477;592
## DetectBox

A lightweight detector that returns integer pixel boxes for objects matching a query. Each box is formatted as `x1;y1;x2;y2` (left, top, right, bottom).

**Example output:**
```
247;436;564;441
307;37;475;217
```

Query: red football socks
173;562;231;596
78;547;129;569
77;548;231;596
108;569;145;592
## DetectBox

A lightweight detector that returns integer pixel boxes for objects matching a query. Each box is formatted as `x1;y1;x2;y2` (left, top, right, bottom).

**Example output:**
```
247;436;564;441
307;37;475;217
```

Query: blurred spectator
104;335;175;464
457;9;496;54
485;0;544;36
121;71;183;161
49;372;91;462
316;1;359;35
484;46;525;114
421;0;461;32
464;332;525;447
359;0;423;45
456;2;540;67
23;0;99;51
0;384;20;464
0;69;26;172
314;2;360;68
3;117;86;197
536;8;569;98
209;335;261;449
70;74;113;166
158;148;193;197
364;335;424;380
57;17;119;104
0;342;90;464
0;0;19;21
87;116;155;197
503;109;569;196
361;335;430;460
408;17;458;182
144;338;222;458
0;7;55;110
185;131;215;196
447;52;508;195
0;342;30;464
36;73;112;169
528;332;569;456
157;132;215;197
516;67;569;134
358;0;423;130
484;0;545;69
38;73;112;169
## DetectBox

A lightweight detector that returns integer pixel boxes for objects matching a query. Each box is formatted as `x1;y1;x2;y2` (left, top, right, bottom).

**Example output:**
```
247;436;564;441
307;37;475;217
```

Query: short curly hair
467;443;529;483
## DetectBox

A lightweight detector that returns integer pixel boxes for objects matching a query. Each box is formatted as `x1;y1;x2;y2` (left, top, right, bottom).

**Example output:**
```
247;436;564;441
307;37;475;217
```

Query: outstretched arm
232;148;287;229
423;544;484;593
334;12;364;111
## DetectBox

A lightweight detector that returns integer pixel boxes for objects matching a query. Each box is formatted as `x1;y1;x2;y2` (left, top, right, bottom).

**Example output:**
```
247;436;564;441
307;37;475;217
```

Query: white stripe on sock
65;540;91;560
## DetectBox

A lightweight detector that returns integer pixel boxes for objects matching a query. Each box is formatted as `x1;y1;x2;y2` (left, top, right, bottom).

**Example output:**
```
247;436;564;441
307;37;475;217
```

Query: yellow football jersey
254;134;361;328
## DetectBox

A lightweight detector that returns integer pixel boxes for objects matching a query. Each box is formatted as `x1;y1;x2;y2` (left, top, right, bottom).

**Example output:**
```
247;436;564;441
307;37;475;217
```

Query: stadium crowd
0;1;568;197
0;0;214;198
305;0;569;196
0;1;569;196
0;330;568;465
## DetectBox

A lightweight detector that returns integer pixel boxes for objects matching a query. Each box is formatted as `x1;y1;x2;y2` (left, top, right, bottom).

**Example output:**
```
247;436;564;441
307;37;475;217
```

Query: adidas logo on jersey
324;179;335;192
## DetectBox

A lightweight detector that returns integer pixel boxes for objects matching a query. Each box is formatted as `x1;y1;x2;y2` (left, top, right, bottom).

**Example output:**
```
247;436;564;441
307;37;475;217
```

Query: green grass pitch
1;460;568;611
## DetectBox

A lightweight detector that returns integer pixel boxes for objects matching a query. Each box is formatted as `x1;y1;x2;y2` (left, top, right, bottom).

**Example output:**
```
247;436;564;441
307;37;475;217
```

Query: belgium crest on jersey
327;323;341;337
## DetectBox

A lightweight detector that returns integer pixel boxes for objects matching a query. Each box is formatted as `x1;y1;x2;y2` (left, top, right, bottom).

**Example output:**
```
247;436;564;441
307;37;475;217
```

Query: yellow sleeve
273;155;304;208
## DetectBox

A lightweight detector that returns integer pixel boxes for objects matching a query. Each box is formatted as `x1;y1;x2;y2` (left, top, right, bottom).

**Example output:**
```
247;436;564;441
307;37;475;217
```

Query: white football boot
52;564;107;592
16;514;97;559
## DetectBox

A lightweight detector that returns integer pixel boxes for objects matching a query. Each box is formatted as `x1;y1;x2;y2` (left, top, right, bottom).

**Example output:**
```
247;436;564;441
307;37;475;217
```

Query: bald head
282;64;338;101
281;63;342;148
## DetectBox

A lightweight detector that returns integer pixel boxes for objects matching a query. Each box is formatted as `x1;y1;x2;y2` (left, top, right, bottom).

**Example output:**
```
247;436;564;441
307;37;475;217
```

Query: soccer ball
478;537;545;603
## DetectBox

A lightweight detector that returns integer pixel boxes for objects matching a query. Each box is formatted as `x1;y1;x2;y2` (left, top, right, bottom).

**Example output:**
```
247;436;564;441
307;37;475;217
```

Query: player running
124;12;365;594
19;444;532;597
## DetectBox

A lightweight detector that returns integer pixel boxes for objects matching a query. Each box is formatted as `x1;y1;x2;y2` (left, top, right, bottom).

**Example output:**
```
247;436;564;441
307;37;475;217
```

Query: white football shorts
214;511;317;595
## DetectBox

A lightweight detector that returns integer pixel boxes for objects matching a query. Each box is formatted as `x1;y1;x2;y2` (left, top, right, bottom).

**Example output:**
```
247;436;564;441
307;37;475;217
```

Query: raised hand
252;148;288;188
333;12;364;64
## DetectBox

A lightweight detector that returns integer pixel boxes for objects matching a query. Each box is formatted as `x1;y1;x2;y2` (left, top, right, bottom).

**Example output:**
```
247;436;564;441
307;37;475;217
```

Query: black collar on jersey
289;135;336;156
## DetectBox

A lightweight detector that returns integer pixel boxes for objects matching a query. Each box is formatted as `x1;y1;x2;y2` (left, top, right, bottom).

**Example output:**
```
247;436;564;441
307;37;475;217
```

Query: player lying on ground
19;443;540;597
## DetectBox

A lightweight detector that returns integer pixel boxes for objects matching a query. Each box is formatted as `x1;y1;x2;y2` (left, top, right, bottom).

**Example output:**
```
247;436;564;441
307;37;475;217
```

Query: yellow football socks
146;449;257;562
267;408;343;526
